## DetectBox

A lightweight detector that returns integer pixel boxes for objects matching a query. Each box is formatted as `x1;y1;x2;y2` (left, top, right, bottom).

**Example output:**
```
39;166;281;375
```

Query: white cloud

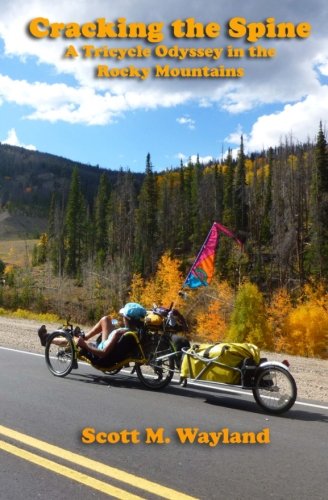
0;0;328;135
225;86;328;152
192;154;213;164
176;153;214;164
2;128;36;150
224;124;246;145
177;116;195;130
0;74;191;125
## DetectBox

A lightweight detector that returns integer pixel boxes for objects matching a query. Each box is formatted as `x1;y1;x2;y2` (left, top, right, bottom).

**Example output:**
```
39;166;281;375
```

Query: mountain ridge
0;143;144;237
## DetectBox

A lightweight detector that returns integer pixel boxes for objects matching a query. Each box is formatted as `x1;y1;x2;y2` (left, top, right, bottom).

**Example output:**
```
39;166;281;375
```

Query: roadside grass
0;307;62;323
0;239;38;266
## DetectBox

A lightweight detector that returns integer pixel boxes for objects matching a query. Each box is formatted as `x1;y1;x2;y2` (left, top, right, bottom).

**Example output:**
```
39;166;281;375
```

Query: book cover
0;1;327;499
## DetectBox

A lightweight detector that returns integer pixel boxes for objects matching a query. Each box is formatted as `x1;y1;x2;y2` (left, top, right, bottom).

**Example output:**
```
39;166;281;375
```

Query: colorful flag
183;222;242;289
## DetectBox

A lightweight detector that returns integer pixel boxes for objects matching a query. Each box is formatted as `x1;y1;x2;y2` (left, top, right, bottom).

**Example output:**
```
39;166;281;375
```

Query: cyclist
76;303;146;365
37;302;146;364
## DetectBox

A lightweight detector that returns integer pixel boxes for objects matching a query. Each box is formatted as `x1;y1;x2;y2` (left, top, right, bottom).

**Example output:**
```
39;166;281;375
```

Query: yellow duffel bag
180;342;260;384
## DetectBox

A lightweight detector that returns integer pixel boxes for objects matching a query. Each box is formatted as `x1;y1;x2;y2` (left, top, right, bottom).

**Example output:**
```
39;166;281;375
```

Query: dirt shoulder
0;315;327;404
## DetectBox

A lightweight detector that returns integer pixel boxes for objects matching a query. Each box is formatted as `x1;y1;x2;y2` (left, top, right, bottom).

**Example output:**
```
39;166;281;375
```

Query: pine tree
190;155;203;251
260;148;273;244
48;193;56;242
223;148;235;227
94;172;110;267
317;122;328;190
47;193;65;276
310;123;328;279
213;162;224;222
64;167;88;277
217;150;236;280
316;123;328;277
177;161;189;253
135;154;158;274
107;168;136;265
234;136;248;232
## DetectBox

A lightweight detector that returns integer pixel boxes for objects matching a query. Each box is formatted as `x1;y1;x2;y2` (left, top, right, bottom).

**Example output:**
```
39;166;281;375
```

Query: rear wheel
45;332;75;377
135;336;175;390
252;365;297;414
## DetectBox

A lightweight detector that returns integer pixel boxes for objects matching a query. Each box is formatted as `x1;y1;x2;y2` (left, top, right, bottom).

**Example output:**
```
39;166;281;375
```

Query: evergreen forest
38;125;328;288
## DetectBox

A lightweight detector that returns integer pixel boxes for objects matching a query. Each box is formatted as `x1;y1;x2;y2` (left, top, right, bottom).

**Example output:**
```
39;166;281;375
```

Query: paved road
0;347;327;499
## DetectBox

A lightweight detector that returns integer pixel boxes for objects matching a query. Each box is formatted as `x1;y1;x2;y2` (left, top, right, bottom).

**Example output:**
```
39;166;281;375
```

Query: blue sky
0;0;328;172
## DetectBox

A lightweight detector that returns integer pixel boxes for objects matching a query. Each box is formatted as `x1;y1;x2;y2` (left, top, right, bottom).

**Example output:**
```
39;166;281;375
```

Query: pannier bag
144;311;164;329
180;342;260;384
145;306;189;332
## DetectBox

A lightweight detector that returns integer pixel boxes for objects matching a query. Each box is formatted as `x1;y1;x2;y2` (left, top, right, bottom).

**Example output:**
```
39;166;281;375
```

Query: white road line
0;346;43;357
183;380;328;410
1;346;327;411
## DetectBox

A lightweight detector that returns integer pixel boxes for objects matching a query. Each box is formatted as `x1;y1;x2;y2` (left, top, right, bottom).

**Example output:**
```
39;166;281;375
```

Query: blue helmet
119;302;146;320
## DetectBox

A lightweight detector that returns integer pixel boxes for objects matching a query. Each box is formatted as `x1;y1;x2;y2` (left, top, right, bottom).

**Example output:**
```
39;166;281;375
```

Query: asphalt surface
0;347;327;500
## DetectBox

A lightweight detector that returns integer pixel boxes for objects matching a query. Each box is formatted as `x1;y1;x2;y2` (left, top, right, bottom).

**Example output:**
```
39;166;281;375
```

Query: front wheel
135;337;175;390
252;365;297;414
45;331;75;377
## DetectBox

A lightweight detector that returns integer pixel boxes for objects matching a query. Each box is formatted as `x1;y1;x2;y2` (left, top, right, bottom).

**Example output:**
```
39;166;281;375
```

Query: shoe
73;326;81;337
38;325;49;347
72;358;78;369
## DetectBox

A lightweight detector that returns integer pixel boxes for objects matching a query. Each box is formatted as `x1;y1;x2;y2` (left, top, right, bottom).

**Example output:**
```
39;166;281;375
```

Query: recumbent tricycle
44;305;297;414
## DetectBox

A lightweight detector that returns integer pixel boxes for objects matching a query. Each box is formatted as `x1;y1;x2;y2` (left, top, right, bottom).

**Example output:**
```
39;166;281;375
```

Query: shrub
227;282;272;348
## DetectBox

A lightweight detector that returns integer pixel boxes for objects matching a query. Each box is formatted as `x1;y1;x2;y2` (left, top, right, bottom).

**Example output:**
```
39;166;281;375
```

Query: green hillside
0;143;143;220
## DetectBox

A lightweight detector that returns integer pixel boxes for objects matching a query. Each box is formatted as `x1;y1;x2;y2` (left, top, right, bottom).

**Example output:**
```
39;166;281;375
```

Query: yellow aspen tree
192;279;234;343
271;284;328;358
194;300;227;343
267;288;292;352
129;273;145;304
135;252;184;309
284;298;328;358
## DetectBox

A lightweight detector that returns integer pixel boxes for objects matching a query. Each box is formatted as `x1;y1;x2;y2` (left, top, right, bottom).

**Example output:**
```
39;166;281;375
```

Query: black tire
252;365;297;414
45;331;75;377
135;336;175;390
